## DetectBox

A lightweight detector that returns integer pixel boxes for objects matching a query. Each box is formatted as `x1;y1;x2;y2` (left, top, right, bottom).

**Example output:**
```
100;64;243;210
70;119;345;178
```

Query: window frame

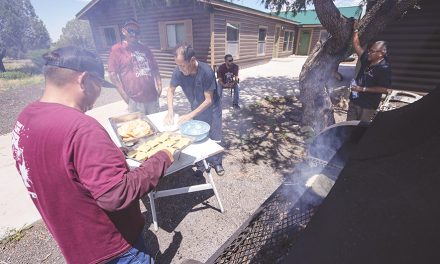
283;30;295;52
99;25;121;49
158;19;193;51
257;26;268;56
225;21;240;59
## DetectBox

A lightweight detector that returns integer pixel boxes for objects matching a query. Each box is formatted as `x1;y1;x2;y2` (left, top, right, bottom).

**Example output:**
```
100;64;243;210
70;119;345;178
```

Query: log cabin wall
80;0;297;77
376;0;440;93
310;27;323;53
83;0;211;78
212;6;296;69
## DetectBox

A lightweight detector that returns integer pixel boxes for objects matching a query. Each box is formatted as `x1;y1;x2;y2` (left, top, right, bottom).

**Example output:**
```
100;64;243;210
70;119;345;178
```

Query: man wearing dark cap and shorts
109;18;162;115
12;46;174;263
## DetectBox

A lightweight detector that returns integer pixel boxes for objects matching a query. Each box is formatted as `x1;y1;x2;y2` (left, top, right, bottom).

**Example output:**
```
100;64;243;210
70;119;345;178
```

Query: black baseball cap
43;46;115;88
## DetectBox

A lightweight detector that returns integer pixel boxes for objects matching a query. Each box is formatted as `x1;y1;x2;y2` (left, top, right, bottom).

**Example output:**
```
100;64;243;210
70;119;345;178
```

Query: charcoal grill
207;122;368;264
207;183;318;264
207;155;347;264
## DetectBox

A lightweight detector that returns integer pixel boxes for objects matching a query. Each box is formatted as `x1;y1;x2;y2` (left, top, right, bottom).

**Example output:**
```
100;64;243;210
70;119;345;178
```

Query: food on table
128;133;192;161
117;119;152;142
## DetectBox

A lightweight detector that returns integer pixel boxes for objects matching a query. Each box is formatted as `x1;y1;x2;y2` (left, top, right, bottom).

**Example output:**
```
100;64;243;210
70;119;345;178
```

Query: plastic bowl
179;120;210;142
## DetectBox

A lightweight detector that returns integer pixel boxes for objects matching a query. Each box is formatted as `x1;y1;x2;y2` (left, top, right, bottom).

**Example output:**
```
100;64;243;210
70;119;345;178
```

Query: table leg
148;191;159;231
203;160;225;213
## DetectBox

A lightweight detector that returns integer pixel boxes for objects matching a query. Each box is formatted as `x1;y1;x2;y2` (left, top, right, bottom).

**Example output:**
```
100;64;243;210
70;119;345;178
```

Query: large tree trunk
298;0;353;133
299;43;347;132
298;0;419;134
0;48;6;72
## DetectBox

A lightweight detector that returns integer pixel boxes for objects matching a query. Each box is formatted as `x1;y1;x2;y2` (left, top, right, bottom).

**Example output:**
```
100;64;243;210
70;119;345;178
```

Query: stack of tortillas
127;133;191;161
117;119;152;142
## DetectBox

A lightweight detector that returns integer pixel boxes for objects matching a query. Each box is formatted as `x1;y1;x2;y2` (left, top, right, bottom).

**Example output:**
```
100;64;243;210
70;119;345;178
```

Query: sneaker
213;164;225;176
233;104;241;109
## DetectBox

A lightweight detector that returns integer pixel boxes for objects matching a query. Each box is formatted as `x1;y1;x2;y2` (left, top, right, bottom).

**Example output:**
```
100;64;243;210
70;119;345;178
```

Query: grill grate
212;184;317;264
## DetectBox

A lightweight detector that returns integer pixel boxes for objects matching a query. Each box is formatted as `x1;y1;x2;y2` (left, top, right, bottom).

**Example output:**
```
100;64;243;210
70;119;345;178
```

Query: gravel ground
0;58;351;263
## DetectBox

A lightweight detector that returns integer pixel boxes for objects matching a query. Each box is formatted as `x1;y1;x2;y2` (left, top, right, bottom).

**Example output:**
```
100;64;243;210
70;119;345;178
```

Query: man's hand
353;19;360;32
161;148;175;163
155;78;162;96
178;114;192;125
351;85;364;92
164;111;174;126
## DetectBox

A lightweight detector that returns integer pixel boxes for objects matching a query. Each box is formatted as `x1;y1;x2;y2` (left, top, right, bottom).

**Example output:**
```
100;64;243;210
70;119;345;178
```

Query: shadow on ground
141;167;216;263
222;76;308;182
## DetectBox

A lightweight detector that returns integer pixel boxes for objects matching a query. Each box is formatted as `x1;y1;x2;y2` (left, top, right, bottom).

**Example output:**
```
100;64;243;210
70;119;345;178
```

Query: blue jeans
219;83;240;105
108;235;154;264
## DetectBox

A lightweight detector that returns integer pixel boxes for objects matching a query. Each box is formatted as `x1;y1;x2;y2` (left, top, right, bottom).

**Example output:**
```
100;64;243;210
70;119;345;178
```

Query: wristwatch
354;29;359;33
363;87;366;92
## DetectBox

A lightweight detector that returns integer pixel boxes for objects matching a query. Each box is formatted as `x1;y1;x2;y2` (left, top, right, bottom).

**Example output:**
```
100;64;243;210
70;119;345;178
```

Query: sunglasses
368;49;382;54
126;28;140;35
227;59;233;62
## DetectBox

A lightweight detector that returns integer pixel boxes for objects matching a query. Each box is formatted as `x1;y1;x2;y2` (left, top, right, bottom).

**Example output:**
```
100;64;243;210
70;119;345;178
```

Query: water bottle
350;79;359;99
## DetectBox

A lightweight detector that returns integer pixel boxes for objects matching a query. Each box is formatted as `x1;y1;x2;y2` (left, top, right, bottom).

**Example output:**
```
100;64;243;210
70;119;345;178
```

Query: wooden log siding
310;27;323;54
376;0;440;93
84;0;211;78
212;7;296;68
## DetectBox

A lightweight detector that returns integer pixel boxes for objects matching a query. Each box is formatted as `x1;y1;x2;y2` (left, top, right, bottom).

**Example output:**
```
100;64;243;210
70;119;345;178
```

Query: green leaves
0;0;50;58
55;19;96;51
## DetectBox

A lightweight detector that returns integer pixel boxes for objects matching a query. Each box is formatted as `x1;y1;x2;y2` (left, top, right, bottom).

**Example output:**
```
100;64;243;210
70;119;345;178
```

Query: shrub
0;71;32;79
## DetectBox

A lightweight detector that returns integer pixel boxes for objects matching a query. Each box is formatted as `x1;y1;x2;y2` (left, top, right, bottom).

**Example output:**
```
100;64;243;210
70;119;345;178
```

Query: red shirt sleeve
71;120;128;199
70;119;172;211
108;44;120;73
96;151;172;212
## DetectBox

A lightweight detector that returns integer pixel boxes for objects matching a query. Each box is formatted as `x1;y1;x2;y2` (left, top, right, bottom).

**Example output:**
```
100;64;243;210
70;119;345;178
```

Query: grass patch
1;59;44;91
0;75;44;91
0;225;33;247
0;71;32;79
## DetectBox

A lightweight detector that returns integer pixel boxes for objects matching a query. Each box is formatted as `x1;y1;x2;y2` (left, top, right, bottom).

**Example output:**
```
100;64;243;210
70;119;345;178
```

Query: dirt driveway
0;57;352;263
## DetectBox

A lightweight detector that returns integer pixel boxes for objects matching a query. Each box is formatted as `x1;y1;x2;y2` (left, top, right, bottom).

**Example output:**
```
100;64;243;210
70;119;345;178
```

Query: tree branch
358;0;419;45
313;0;356;54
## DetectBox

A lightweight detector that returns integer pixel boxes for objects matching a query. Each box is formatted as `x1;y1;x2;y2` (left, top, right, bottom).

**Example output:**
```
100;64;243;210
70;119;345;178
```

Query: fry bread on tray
128;133;192;161
117;119;152;142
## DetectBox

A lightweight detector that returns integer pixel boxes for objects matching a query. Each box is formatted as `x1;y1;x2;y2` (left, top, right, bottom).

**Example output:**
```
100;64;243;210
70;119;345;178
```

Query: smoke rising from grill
283;121;368;209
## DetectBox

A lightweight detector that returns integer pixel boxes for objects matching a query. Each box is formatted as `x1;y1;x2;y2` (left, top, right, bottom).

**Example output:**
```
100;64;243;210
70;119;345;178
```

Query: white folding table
107;111;225;231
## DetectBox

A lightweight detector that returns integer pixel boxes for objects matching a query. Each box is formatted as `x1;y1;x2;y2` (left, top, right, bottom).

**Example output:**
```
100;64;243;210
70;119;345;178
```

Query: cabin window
159;20;193;50
258;27;267;55
166;23;185;48
283;31;294;51
100;26;121;48
320;30;330;42
226;22;239;58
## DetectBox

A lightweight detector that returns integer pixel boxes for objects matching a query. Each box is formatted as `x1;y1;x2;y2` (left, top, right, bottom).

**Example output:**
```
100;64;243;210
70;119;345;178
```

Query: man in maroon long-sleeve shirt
11;46;173;264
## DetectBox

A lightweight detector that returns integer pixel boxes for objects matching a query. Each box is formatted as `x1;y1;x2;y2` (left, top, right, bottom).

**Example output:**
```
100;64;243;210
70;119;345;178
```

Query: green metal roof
276;6;363;25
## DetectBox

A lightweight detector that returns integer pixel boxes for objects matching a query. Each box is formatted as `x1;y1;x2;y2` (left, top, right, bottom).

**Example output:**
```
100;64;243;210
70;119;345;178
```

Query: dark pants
207;103;223;166
194;103;223;169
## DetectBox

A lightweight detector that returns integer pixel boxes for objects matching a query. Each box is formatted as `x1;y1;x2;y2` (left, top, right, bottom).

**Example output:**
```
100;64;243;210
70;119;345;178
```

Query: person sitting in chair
217;54;240;109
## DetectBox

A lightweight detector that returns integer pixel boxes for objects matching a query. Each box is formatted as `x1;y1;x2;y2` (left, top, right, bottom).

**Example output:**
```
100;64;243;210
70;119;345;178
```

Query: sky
31;0;362;42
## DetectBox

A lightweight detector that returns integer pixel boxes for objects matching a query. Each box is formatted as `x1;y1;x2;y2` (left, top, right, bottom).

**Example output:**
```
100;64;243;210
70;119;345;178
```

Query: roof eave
76;0;102;19
199;0;299;25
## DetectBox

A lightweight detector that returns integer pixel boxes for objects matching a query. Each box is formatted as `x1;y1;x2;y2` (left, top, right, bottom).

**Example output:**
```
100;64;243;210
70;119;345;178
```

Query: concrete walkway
0;56;354;239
